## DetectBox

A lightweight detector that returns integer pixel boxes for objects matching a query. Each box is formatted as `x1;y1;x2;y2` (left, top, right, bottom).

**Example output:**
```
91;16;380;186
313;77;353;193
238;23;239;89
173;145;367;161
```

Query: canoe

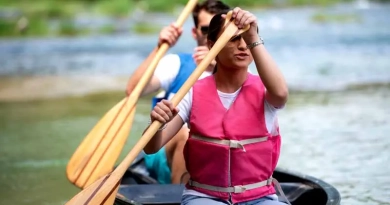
114;153;341;205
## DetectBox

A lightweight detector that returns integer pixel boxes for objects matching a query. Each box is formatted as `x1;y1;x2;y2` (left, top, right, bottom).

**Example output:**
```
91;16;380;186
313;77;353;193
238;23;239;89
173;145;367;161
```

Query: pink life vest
183;74;282;204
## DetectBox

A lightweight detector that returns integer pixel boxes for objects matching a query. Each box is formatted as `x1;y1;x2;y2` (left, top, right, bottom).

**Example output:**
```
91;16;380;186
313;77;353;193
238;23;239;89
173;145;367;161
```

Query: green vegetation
132;22;160;34
311;12;362;23
0;0;134;37
98;25;116;34
0;0;388;38
92;0;132;17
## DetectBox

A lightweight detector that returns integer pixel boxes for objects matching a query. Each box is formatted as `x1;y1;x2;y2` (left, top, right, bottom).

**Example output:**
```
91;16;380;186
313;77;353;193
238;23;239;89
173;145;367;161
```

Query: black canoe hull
114;154;340;205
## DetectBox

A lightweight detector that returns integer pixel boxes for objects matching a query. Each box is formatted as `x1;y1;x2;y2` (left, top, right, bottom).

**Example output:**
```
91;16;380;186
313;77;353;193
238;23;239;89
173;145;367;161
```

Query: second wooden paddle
66;0;199;189
64;11;250;205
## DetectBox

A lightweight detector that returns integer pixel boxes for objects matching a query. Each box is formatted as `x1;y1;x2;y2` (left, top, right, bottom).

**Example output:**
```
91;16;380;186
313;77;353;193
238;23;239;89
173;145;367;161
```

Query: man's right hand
193;46;216;70
158;23;183;48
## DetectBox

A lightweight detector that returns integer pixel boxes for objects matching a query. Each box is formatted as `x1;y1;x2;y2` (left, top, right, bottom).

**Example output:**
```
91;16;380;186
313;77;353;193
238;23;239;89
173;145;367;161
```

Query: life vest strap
191;134;268;152
188;177;273;194
273;178;292;205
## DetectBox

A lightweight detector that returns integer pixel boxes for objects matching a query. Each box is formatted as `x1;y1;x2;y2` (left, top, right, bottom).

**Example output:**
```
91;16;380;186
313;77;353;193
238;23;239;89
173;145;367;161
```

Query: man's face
192;9;214;46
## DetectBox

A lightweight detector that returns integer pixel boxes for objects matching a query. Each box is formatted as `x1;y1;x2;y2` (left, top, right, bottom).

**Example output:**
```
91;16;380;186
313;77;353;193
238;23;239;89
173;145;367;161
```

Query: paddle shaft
65;10;250;205
117;13;249;172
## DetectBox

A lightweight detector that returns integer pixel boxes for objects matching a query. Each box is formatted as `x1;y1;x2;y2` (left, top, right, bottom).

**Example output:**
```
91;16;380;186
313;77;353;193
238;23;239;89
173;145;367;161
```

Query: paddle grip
170;12;250;107
126;0;199;106
120;12;249;167
148;12;251;128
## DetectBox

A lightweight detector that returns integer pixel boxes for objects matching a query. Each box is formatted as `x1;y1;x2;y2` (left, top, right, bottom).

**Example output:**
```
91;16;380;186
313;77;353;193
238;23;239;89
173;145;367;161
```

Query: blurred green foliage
0;0;387;37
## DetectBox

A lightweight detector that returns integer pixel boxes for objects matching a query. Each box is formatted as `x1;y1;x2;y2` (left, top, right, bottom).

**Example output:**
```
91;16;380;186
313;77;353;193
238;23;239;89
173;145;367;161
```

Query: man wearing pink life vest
144;6;289;205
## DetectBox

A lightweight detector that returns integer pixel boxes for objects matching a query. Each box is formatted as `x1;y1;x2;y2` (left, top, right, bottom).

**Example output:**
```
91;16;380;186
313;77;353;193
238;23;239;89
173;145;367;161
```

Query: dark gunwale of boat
113;155;341;205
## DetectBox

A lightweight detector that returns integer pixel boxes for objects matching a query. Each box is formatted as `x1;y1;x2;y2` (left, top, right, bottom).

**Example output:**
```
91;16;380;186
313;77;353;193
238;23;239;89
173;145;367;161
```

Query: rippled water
0;2;389;205
278;87;390;205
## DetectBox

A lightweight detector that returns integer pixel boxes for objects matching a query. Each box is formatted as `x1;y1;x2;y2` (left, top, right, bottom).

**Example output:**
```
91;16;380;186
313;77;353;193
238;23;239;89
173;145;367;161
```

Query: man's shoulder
175;52;197;74
162;52;193;66
161;53;181;62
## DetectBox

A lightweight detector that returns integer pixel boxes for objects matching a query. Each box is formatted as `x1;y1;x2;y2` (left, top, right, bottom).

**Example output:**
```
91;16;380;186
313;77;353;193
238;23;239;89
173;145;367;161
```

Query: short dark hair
207;11;226;42
192;0;230;27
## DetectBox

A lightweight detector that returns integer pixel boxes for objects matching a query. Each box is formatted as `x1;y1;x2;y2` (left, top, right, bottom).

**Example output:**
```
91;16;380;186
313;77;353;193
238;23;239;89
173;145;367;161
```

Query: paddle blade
65;173;121;205
66;97;136;188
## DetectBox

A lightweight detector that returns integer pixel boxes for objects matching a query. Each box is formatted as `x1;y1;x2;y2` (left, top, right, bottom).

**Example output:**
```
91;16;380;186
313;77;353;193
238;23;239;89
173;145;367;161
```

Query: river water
0;2;389;205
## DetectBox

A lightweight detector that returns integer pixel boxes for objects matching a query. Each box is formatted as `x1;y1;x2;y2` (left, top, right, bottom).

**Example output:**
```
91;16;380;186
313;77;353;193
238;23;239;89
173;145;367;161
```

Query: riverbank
0;0;373;38
0;74;389;103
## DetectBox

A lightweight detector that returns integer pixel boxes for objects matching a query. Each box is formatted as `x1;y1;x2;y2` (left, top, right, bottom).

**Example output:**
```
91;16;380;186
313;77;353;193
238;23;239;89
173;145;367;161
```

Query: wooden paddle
66;0;199;190
64;11;250;205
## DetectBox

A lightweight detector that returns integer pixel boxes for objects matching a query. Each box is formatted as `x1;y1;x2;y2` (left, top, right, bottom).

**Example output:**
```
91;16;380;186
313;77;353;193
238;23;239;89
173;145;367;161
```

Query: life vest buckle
233;185;247;193
229;140;246;152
